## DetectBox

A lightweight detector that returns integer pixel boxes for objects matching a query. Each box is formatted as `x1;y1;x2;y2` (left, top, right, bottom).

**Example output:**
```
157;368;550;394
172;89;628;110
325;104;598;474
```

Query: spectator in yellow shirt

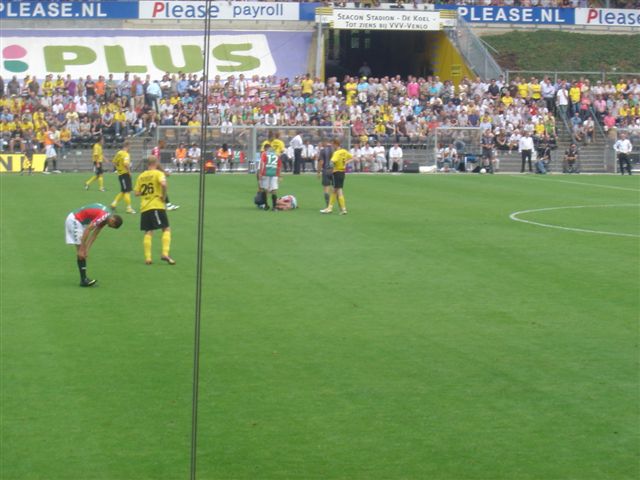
301;74;314;99
529;78;542;101
569;84;581;115
113;109;126;137
501;91;514;108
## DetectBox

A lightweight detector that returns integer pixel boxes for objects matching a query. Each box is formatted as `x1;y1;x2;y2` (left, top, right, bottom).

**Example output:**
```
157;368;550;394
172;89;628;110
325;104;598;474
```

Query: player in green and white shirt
258;143;282;211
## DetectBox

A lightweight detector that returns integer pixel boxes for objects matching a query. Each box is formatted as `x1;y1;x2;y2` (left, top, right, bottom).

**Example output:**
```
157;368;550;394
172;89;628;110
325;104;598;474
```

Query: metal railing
446;16;503;81
505;70;640;83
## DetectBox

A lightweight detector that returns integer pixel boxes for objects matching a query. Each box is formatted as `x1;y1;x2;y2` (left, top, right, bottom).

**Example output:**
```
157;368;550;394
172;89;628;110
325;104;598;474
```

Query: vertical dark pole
191;2;213;479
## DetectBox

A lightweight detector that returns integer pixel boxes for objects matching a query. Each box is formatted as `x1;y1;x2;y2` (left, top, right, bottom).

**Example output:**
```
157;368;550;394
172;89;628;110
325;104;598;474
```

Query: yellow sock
112;192;123;207
143;234;152;262
161;230;171;257
338;195;346;211
124;193;132;208
328;193;336;209
98;177;104;189
86;175;96;186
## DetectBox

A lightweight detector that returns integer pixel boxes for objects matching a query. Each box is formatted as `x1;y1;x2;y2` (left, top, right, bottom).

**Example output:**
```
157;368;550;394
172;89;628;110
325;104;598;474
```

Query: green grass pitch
1;172;638;480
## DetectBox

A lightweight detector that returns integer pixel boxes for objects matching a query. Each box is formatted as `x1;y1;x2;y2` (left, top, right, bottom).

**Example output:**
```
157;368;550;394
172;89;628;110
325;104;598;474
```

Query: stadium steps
555;119;610;173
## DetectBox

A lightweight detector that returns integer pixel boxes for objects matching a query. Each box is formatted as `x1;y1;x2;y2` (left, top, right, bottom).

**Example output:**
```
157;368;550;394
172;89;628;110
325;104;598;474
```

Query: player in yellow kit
85;136;105;191
134;155;175;265
320;139;353;215
110;141;136;213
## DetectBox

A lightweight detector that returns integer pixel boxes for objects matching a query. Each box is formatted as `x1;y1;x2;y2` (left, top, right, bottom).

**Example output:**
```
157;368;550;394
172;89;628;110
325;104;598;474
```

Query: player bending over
65;203;123;286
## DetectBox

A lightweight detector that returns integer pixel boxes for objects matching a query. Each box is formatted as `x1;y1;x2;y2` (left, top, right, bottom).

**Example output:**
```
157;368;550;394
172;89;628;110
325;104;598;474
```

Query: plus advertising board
332;8;441;31
139;1;300;21
0;0;139;19
436;4;575;24
1;30;312;80
575;7;640;27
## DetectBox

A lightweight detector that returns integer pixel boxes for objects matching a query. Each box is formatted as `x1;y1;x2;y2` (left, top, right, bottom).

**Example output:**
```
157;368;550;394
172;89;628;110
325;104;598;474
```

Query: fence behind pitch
156;126;352;172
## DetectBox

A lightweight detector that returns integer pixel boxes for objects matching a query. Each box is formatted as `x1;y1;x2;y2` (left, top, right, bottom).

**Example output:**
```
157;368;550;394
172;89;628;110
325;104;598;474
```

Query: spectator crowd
0;69;638;168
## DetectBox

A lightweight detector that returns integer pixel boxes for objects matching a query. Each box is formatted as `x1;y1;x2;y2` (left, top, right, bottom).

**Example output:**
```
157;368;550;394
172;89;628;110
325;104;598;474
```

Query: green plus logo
41;44;261;74
3;45;28;72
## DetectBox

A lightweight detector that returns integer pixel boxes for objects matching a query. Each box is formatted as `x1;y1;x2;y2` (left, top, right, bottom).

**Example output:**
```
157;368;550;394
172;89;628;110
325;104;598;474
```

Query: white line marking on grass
519;175;640;192
509;204;640;238
550;179;640;192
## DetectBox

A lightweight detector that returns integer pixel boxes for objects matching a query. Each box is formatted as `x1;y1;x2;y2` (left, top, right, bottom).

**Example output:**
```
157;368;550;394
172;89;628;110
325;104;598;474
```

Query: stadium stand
1;71;639;172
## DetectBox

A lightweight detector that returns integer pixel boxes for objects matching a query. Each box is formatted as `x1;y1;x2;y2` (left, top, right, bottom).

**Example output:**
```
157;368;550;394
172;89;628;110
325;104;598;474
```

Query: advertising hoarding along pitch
436;5;575;24
575;7;640;26
0;1;139;19
139;1;301;21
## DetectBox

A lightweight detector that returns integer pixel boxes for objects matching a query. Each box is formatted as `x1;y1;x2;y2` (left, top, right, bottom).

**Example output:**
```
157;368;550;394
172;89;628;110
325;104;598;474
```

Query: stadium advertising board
0;154;45;173
332;8;441;31
1;30;312;79
139;1;300;21
0;1;139;19
575;7;640;27
436;5;575;24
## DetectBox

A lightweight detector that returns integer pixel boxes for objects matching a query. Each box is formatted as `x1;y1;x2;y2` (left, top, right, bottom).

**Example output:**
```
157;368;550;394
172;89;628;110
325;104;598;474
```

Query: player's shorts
332;171;345;189
94;163;104;175
65;213;84;245
260;176;279;191
45;145;57;159
118;173;132;193
140;209;169;231
321;170;333;187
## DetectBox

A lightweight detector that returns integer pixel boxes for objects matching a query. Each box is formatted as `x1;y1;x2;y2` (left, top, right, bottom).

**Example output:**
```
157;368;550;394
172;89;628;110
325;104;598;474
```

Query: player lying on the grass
254;192;298;211
65;203;123;287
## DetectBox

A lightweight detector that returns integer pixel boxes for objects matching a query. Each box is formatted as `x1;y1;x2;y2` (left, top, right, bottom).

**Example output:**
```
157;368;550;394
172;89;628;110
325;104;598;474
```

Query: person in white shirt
555;84;569;118
301;140;316;172
187;144;201;173
360;143;375;172
388;143;403;172
373;141;386;172
440;144;458;171
285;145;294;173
221;117;233;136
518;132;535;173
613;132;633;175
290;132;303;174
350;143;362;172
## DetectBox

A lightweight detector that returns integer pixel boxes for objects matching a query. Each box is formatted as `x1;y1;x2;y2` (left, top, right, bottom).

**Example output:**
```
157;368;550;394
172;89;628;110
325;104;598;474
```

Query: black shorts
332;171;345;189
321;171;333;187
119;173;132;193
94;163;104;175
140;209;169;231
